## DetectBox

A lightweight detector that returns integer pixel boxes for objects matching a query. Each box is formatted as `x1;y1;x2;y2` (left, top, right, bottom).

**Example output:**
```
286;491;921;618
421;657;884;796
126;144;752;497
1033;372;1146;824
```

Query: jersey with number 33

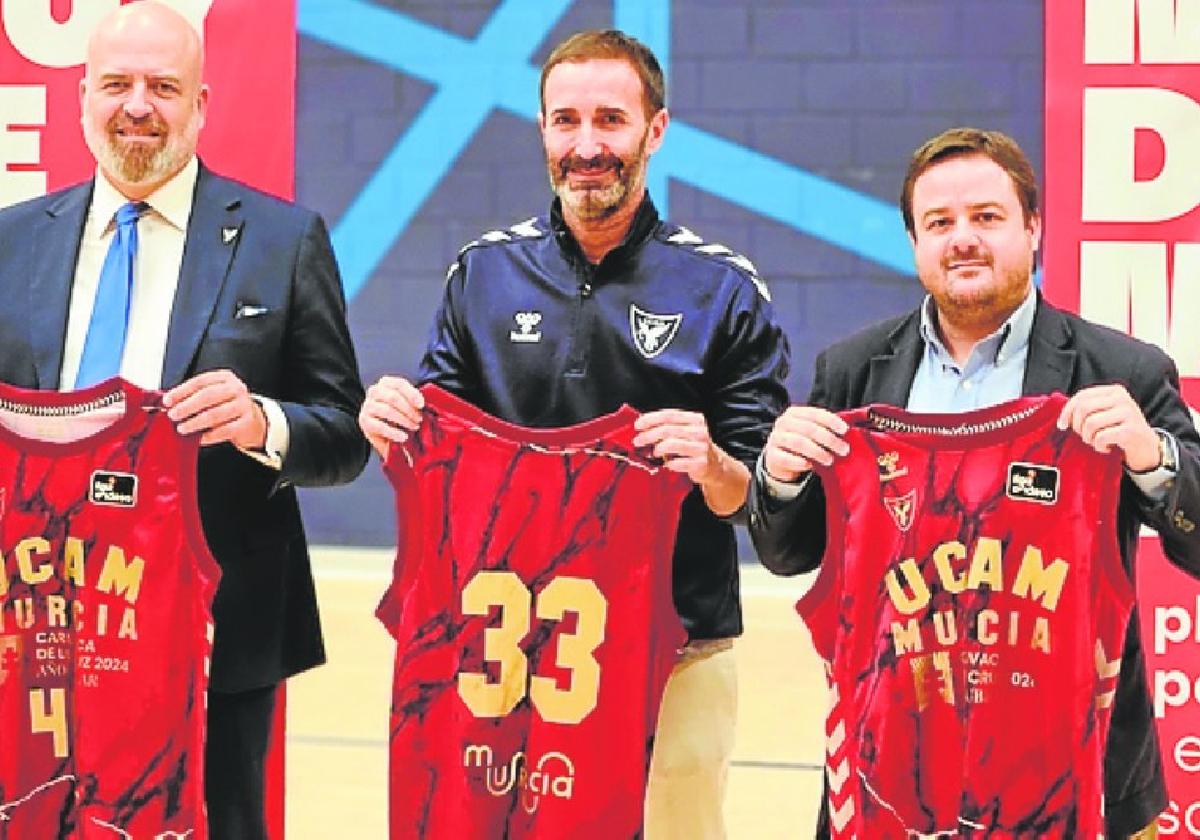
377;384;690;839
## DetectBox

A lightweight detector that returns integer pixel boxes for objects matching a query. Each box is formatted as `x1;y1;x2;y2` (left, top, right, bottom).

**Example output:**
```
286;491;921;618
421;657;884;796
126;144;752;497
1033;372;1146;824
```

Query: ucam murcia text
885;536;1068;658
0;535;144;639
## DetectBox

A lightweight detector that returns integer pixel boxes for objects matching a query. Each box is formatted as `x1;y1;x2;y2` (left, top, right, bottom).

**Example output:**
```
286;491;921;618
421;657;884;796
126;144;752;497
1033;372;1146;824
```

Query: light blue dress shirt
907;287;1036;413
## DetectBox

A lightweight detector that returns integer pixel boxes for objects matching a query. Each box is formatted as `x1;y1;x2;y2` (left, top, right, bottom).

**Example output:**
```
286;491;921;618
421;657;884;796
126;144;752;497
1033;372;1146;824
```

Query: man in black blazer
749;127;1200;839
0;3;368;837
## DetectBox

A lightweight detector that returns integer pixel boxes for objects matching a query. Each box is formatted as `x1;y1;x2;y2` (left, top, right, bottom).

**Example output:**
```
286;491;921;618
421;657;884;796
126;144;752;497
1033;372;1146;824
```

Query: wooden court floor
286;548;825;839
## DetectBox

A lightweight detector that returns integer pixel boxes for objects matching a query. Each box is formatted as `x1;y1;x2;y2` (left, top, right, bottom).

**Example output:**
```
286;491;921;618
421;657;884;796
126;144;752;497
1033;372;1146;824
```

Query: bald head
81;0;209;199
87;2;204;80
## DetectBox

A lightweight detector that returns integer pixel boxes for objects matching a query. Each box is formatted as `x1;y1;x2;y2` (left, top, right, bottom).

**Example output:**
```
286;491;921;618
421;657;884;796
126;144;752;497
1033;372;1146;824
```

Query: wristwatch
1156;429;1178;472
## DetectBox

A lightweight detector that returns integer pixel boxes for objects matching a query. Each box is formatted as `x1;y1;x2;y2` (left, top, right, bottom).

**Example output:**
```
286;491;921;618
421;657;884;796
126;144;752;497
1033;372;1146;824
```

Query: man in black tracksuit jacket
359;29;789;839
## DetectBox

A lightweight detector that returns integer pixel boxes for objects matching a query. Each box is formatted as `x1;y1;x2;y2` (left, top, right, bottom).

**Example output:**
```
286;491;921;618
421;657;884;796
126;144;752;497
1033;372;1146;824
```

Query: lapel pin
222;226;239;244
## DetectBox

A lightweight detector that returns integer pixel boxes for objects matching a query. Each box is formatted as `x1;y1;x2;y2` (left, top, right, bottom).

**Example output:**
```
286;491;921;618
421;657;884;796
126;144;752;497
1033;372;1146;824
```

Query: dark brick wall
295;0;1044;546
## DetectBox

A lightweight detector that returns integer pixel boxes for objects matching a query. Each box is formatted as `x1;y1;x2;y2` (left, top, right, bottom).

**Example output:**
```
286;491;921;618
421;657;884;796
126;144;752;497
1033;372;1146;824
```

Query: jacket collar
549;194;660;270
1021;294;1077;395
160;161;245;387
864;292;1078;405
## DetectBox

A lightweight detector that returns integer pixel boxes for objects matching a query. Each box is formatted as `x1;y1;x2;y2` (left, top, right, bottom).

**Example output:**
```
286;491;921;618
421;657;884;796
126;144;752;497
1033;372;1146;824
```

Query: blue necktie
75;201;147;388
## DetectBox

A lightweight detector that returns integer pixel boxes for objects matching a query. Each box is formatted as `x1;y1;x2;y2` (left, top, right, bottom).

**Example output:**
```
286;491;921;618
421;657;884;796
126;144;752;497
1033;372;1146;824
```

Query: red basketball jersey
377;385;691;839
0;378;218;839
805;394;1131;838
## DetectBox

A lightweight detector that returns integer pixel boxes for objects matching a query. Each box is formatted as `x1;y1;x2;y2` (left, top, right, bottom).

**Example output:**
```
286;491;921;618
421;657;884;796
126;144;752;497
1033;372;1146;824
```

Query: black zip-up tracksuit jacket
418;197;791;639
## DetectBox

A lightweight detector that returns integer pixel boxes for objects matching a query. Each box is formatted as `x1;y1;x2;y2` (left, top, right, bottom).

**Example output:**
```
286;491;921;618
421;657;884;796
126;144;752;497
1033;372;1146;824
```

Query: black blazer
749;296;1200;836
0;164;370;693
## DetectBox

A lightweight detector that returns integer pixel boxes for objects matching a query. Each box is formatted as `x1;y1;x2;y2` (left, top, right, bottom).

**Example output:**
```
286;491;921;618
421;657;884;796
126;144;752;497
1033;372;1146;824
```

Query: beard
84;109;199;188
547;130;649;222
924;253;1032;329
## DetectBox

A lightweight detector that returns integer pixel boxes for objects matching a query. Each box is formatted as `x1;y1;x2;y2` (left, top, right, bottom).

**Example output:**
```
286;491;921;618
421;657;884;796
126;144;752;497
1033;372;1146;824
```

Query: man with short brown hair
750;126;1199;839
361;29;789;838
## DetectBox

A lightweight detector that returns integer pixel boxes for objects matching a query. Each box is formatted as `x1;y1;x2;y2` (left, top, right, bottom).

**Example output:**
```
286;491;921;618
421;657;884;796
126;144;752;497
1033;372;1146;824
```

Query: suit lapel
30;183;92;389
162;165;243;387
1022;298;1077;396
863;312;923;405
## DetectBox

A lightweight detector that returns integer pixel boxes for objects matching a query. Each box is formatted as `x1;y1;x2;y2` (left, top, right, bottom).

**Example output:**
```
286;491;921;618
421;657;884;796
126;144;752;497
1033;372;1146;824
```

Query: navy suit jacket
0;164;369;692
749;297;1200;836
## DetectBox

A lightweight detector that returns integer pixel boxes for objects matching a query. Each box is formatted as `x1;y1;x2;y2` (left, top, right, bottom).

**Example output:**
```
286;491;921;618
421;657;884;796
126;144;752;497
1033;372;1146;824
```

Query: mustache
107;112;169;138
944;249;991;268
557;152;623;178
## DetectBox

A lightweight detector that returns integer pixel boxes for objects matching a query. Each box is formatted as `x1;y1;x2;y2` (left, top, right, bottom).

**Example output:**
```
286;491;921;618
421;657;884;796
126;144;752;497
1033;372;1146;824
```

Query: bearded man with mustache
749;127;1200;840
0;4;368;838
360;28;790;840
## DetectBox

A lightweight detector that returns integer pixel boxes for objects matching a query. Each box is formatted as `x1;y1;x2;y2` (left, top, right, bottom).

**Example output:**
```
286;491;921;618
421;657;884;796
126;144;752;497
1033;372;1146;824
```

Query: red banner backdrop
0;0;294;206
0;1;295;836
1045;2;1200;834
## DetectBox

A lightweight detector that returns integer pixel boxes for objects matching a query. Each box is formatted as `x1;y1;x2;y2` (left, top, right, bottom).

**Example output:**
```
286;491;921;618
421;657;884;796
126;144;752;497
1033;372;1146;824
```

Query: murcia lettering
463;744;576;814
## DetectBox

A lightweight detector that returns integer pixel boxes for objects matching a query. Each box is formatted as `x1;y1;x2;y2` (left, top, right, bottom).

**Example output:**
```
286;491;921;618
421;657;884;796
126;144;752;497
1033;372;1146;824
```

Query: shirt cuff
757;452;810;501
239;395;289;471
1127;429;1179;503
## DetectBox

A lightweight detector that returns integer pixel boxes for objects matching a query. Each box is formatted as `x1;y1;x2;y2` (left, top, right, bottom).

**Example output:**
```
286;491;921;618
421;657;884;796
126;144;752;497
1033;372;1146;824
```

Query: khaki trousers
644;640;737;840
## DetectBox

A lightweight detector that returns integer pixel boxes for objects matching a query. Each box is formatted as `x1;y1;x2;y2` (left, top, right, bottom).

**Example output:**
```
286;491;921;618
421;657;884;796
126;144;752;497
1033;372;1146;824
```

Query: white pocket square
235;303;269;319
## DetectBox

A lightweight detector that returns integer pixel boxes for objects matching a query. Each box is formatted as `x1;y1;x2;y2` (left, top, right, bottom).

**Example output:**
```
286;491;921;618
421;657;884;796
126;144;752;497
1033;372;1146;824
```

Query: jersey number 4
457;570;607;725
30;687;69;757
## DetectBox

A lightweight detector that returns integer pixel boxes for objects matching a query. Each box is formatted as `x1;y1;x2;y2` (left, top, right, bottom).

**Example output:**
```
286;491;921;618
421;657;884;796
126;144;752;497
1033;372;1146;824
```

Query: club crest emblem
876;451;908;483
629;304;682;359
509;311;542;343
883;489;917;532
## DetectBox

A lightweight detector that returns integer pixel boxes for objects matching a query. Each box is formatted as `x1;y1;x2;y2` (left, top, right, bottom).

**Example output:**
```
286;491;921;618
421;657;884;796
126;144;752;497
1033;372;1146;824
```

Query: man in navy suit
0;3;368;837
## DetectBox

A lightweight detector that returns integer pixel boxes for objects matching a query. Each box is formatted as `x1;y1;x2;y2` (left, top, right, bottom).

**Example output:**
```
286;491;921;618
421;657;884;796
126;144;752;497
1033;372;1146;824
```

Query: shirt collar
919;283;1037;367
91;156;199;234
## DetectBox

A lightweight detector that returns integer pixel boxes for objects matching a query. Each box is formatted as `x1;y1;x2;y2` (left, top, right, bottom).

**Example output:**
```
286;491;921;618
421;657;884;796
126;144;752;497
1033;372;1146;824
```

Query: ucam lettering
0;536;145;604
884;538;1069;614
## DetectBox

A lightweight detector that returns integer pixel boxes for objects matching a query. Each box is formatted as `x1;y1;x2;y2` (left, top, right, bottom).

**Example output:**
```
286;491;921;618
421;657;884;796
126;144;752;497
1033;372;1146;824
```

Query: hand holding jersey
1058;384;1164;473
358;375;425;454
163;368;268;450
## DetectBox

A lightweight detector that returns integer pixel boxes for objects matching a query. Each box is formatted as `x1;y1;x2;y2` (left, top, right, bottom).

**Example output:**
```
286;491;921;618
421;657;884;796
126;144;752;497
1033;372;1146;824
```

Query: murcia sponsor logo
876;451;908;482
509;311;543;343
883;489;917;532
463;744;576;814
1006;463;1059;505
89;472;137;508
629;304;682;359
